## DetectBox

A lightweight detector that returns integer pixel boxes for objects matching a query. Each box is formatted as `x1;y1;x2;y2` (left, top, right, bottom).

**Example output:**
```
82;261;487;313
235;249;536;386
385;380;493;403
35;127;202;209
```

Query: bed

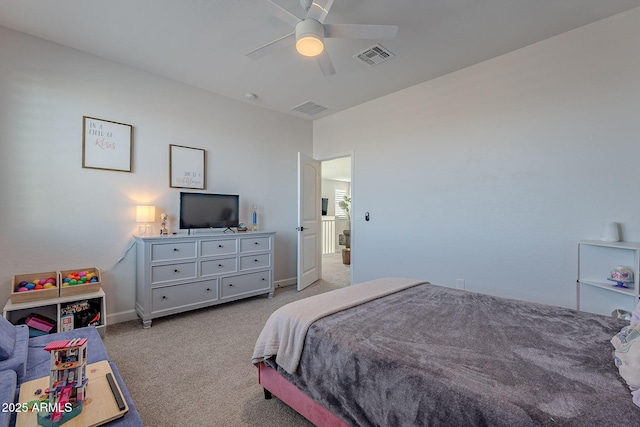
252;278;639;426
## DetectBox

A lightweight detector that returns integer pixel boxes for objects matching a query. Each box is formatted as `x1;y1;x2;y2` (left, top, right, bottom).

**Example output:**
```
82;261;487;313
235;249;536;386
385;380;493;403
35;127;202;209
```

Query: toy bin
59;267;101;297
11;271;59;303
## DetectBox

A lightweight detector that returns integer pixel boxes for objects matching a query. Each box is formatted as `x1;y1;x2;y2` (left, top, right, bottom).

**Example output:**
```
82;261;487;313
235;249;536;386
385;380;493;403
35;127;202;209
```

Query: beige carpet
104;253;350;426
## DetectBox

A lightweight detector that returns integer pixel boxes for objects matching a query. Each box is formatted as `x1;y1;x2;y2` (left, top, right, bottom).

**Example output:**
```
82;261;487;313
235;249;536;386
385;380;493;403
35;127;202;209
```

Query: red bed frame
257;362;350;427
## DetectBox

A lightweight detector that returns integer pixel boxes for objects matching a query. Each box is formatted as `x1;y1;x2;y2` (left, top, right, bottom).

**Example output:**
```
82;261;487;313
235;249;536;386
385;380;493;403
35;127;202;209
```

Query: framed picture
170;144;206;189
82;116;133;172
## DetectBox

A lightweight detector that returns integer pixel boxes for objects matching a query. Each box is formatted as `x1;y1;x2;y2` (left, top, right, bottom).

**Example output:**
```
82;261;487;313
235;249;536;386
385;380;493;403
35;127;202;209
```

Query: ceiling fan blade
324;24;398;40
259;0;301;27
316;50;336;76
246;32;295;60
306;0;334;23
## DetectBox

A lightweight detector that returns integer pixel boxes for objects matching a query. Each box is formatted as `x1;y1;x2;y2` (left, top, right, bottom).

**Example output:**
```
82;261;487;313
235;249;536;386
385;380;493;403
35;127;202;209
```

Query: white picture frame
82;116;133;172
170;144;206;189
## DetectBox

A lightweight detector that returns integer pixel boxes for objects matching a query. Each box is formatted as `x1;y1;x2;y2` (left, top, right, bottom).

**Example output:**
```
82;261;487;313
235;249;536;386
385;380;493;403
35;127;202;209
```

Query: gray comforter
275;283;638;426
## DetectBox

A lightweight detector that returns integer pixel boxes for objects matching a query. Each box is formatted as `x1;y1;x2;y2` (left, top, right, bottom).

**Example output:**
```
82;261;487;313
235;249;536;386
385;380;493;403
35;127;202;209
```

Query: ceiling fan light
296;35;324;56
296;19;324;57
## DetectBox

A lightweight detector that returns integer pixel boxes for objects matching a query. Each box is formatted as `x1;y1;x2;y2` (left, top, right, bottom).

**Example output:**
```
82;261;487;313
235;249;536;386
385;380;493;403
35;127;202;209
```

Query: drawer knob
218;264;223;267
161;296;167;300
218;244;223;248
229;283;234;287
174;269;179;273
173;248;179;252
254;242;259;245
206;288;211;292
254;259;259;263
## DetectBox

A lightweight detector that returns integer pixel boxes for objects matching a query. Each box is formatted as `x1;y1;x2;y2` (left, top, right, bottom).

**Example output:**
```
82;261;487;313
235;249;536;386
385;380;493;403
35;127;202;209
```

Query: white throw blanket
252;277;426;374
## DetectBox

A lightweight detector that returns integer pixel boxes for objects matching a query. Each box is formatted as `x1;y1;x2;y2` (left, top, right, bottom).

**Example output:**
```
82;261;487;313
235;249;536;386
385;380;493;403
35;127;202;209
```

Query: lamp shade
136;205;156;223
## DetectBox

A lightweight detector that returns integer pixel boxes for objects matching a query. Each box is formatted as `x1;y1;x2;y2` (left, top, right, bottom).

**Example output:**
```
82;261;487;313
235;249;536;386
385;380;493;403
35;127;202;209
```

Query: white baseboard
275;277;296;288
107;309;138;326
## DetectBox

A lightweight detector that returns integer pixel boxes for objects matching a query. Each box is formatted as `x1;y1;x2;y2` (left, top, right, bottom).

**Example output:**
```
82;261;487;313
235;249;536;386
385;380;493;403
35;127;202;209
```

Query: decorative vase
601;222;619;242
343;229;351;249
342;248;351;265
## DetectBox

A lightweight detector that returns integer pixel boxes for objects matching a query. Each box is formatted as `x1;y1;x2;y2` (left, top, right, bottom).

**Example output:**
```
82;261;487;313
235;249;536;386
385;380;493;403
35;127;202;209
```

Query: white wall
0;27;312;322
313;8;640;309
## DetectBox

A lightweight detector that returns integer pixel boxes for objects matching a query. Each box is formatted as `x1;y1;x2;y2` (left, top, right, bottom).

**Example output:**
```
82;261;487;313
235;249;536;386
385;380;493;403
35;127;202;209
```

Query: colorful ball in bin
63;269;98;285
14;275;57;293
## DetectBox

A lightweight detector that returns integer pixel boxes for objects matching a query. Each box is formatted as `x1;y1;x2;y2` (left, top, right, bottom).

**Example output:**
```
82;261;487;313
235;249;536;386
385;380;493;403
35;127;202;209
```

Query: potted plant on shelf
339;195;351;264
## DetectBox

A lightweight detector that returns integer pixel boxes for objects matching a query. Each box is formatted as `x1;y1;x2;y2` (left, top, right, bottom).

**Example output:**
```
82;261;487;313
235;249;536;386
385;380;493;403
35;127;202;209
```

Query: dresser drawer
221;271;271;299
240;237;271;253
151;262;197;284
239;253;271;271
201;239;238;257
151;242;197;262
152;279;218;313
201;257;238;277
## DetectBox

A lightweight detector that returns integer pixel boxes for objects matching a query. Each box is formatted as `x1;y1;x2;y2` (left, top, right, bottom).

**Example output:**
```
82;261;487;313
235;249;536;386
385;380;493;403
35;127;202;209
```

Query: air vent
291;101;329;116
354;44;394;67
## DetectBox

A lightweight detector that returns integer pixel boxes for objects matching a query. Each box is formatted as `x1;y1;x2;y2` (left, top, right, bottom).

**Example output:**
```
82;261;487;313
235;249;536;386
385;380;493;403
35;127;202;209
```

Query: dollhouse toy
37;338;89;426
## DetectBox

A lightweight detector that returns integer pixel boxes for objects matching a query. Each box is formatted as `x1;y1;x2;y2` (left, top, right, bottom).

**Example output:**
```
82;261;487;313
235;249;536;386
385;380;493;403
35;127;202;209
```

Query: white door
297;152;321;291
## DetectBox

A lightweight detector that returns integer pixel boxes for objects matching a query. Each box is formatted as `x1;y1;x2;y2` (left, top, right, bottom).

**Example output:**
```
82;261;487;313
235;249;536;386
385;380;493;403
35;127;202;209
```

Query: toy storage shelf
3;287;106;337
577;240;640;317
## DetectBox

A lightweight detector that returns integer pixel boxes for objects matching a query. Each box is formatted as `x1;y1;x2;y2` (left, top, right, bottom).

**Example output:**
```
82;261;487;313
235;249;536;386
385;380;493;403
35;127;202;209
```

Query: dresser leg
142;319;152;329
263;388;272;400
268;291;274;299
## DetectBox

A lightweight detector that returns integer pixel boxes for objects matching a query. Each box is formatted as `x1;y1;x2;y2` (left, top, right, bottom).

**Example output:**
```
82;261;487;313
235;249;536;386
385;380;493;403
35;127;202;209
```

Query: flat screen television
179;192;240;230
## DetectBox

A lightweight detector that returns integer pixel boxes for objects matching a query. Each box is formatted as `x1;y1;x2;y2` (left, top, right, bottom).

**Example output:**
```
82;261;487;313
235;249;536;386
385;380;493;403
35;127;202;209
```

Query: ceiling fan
246;0;398;76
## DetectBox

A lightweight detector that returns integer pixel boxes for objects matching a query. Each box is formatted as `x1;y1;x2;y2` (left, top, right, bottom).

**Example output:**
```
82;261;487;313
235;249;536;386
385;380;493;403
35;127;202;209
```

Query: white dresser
135;231;275;328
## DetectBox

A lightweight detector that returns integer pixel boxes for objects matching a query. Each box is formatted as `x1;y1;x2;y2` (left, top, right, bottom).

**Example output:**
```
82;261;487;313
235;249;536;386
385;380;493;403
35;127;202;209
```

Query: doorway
320;156;352;287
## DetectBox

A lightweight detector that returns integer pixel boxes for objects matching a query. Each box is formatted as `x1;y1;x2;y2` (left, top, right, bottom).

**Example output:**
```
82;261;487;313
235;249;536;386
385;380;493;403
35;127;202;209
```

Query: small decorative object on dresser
252;204;258;231
160;212;169;236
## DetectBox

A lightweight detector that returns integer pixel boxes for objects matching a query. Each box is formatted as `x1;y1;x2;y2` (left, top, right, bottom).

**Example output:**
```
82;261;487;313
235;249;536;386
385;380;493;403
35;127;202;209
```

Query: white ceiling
322;157;351;182
1;0;638;120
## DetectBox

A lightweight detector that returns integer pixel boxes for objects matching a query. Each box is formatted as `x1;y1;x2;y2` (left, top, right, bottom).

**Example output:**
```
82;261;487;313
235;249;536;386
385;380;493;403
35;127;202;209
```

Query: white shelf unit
577;240;640;317
3;287;107;337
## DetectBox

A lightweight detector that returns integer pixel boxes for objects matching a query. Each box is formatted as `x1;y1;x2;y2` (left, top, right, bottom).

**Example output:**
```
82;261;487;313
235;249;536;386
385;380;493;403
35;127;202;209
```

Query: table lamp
136;205;156;235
